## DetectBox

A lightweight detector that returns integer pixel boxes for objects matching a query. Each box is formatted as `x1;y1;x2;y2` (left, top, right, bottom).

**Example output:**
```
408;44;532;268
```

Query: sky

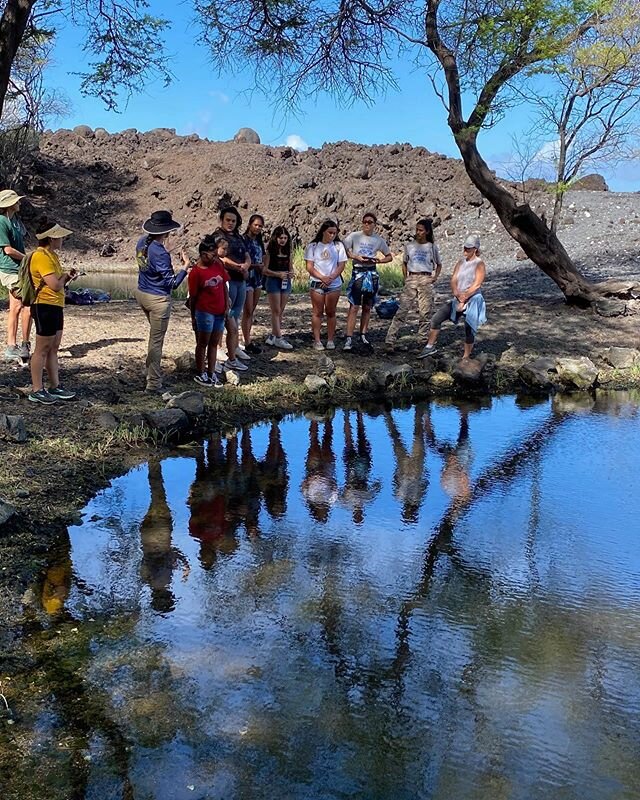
42;1;640;193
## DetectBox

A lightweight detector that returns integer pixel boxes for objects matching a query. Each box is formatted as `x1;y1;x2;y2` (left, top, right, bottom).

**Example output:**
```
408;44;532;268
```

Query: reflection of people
384;406;429;523
140;460;189;612
418;234;487;360
40;536;73;616
301;418;338;522
187;435;230;570
340;409;382;524
259;420;289;519
425;405;474;512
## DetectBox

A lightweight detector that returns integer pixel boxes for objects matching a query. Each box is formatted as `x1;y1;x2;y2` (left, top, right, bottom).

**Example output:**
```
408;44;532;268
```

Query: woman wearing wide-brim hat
135;210;191;393
28;218;79;405
0;188;31;362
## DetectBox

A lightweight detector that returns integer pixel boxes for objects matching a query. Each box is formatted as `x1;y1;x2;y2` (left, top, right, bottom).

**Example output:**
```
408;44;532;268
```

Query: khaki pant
385;273;434;344
135;290;171;390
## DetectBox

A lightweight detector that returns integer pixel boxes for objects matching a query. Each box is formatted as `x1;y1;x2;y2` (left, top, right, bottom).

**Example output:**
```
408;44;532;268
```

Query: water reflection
5;392;640;800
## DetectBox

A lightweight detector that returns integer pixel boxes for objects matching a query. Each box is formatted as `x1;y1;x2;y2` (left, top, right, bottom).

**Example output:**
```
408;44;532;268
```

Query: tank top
456;255;483;294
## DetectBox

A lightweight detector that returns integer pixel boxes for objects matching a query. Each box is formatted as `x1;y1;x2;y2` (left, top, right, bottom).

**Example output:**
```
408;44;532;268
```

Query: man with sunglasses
343;213;392;351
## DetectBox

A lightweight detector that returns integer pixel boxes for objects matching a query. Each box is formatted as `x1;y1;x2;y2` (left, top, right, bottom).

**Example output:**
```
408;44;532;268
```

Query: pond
3;393;640;800
75;271;187;301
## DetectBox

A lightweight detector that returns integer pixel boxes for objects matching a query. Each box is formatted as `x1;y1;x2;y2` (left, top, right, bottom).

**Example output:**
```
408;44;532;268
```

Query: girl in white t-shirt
304;220;347;350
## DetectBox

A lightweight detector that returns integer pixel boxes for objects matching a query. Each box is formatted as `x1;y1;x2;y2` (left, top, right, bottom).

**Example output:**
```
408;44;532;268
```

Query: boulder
519;357;557;389
95;411;120;430
144;408;190;435
601;347;639;370
316;355;336;377
0;414;27;443
573;173;608;191
368;367;391;389
167;391;205;416
0;497;16;527
453;357;484;383
233;127;260;144
594;298;626;317
73;124;94;138
304;374;328;392
555;356;598;389
93;127;109;139
429;371;455;389
174;351;196;372
387;363;413;381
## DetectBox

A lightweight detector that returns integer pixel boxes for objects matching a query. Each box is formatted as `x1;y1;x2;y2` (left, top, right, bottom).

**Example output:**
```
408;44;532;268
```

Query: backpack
375;298;400;319
14;252;44;306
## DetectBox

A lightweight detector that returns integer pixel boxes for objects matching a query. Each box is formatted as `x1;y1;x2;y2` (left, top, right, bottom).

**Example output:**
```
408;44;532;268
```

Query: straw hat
142;210;182;235
35;223;73;240
0;189;25;208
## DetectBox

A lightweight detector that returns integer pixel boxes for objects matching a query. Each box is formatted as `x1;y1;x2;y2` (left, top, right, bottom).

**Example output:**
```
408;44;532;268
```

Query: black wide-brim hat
142;210;182;235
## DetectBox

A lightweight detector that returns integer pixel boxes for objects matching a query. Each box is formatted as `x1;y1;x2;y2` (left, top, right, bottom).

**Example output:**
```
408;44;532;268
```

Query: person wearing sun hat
0;188;32;362
135;210;191;393
417;233;487;360
28;217;79;405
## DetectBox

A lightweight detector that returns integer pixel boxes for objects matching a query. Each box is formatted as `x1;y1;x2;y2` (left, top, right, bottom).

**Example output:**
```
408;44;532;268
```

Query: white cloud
534;139;560;164
284;134;308;151
209;90;229;105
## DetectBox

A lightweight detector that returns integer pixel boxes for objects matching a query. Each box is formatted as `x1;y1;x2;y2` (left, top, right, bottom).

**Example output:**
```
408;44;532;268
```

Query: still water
4;394;640;800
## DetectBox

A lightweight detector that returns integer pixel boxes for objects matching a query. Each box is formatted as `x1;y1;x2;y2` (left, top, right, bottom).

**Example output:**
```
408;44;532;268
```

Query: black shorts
33;303;64;337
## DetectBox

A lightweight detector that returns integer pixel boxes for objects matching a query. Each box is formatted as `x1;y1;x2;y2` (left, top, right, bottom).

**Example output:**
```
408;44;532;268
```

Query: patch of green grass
290;246;405;295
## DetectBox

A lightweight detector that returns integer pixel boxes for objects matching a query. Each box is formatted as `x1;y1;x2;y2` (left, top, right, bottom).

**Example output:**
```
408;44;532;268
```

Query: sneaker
19;341;31;359
417;344;439;359
48;386;76;400
214;360;223;374
245;342;262;354
4;345;22;361
326;340;336;350
343;337;353;351
235;347;251;361
360;333;370;346
274;337;293;350
265;335;276;346
313;340;324;351
194;372;210;386
209;373;223;388
224;359;249;372
28;389;57;405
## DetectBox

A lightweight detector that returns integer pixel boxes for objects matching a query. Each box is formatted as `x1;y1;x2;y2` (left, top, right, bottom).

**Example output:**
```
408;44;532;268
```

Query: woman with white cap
28;218;78;404
135;210;191;393
0;189;31;362
418;234;487;360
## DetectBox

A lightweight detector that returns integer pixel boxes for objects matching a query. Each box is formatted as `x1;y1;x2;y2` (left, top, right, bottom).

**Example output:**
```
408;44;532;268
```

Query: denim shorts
265;275;292;294
309;278;342;295
194;310;225;334
227;280;247;319
246;268;262;290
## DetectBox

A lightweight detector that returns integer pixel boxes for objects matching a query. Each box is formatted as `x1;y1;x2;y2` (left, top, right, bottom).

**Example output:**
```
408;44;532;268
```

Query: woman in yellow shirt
28;219;78;404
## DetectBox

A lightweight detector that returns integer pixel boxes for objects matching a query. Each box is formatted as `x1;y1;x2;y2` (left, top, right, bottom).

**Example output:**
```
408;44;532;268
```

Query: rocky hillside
16;125;525;259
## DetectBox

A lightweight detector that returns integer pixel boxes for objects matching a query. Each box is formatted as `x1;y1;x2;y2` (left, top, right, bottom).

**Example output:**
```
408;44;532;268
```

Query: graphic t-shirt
188;260;229;315
0;215;25;274
304;241;347;291
343;232;390;270
30;248;64;307
404;241;441;273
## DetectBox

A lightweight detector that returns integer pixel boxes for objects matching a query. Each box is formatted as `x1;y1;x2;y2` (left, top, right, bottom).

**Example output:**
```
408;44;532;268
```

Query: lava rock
304;374;329;392
601;347;639;369
167;391;205;416
233;127;261;144
555;356;598;389
144;408;190;435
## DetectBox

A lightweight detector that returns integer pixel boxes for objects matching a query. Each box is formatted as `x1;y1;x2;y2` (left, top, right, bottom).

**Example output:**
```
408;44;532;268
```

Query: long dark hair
267;225;291;259
244;213;265;253
219;205;242;234
312;219;340;244
416;217;435;244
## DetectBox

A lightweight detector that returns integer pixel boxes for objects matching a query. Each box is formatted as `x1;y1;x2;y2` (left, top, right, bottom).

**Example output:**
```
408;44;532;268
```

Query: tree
0;0;171;121
196;0;629;305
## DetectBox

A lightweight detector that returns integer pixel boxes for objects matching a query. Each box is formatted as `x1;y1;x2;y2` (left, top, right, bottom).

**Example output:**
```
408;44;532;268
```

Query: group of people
1;189;488;401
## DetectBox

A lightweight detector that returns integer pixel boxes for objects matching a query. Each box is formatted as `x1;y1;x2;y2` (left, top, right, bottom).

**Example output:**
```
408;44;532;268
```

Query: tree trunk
455;130;597;306
0;0;37;121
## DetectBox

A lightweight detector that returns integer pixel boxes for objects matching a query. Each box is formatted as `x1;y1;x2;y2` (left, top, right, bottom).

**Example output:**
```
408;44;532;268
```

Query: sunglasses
363;219;375;224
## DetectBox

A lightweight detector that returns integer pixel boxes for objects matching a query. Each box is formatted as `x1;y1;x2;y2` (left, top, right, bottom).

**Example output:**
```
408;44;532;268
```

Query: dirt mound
16;126;516;259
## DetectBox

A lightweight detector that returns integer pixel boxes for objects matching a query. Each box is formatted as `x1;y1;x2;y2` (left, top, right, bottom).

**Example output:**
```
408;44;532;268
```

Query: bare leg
195;330;211;373
345;304;359;337
324;290;341;343
360;305;372;334
279;292;290;334
6;292;22;347
310;291;325;343
30;334;55;391
268;292;283;337
45;330;63;389
21;305;32;345
225;316;239;361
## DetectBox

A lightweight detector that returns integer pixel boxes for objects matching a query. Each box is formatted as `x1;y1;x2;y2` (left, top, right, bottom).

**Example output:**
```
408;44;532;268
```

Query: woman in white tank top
417;234;487;360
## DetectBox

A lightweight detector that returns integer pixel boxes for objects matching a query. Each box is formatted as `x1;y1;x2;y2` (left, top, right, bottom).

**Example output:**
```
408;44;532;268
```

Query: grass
290;245;405;295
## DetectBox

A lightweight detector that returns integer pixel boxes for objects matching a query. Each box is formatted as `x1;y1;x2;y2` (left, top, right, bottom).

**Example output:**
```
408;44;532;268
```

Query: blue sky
43;2;639;192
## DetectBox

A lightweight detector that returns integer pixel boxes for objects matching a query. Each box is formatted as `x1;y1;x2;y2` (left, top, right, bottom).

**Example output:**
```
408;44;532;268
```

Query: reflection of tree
339;409;382;524
140;460;189;613
259;420;289;520
384;405;429;523
301;419;338;523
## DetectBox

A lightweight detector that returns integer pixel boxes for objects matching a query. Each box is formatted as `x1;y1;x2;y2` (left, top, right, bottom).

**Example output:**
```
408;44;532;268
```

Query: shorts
227;280;247;319
347;271;379;307
32;303;64;337
265;275;292;294
0;271;18;290
246;268;263;291
310;278;342;295
194;310;225;334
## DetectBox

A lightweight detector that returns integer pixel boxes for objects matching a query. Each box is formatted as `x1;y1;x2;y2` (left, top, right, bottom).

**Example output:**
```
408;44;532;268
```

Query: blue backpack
375;298;399;319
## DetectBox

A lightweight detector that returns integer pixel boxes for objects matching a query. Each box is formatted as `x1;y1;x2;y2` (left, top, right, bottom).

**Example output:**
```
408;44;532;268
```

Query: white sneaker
343;337;353;351
265;335;276;346
235;346;251;361
313;340;324;351
274;337;293;350
326;340;336;350
224;358;249;372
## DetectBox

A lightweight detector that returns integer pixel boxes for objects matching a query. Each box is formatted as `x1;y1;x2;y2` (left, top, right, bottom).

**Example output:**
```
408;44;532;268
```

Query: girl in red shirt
188;234;230;387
